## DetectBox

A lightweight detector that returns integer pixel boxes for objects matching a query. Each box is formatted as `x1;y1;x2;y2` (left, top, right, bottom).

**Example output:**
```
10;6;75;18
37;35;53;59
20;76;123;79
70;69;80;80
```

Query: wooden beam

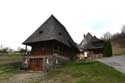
25;45;27;55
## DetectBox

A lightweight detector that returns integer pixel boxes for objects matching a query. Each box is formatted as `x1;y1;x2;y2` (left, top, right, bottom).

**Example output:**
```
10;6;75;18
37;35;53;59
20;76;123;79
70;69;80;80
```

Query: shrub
104;40;112;57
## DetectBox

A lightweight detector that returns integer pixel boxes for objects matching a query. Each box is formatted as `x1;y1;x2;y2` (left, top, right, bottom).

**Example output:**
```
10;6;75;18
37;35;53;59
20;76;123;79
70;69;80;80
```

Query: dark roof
23;15;77;48
84;33;93;42
79;32;104;51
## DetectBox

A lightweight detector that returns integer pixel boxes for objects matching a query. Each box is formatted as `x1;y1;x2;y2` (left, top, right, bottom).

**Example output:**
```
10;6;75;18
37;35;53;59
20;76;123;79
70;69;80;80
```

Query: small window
39;31;43;34
58;32;62;35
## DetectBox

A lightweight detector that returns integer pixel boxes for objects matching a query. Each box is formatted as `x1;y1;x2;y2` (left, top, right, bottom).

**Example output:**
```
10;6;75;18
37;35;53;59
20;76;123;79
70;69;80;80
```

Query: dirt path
97;55;125;73
1;71;47;83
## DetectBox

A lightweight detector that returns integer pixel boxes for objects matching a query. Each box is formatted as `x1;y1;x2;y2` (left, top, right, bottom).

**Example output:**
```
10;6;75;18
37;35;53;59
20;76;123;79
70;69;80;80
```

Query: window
58;32;62;36
39;30;43;34
53;45;58;53
59;47;64;55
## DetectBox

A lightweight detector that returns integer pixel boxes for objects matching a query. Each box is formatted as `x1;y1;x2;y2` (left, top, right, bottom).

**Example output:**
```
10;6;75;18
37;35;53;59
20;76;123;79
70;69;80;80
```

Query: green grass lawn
0;54;21;80
0;54;21;65
45;61;125;83
0;54;125;83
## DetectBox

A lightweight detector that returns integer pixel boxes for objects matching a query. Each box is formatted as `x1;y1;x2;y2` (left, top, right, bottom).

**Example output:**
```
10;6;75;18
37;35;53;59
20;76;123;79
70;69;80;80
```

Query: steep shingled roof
79;33;104;51
23;15;77;48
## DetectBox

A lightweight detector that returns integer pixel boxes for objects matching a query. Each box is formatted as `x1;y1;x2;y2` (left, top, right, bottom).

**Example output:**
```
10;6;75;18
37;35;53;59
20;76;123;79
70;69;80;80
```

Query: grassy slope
0;55;125;83
45;61;125;83
0;54;21;80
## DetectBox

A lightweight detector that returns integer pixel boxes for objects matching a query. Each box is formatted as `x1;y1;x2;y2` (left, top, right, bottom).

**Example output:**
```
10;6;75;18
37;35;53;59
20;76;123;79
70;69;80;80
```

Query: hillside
111;33;125;55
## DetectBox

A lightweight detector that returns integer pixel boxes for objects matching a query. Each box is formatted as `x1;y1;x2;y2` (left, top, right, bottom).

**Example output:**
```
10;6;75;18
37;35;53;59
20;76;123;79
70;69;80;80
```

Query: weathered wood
22;15;78;71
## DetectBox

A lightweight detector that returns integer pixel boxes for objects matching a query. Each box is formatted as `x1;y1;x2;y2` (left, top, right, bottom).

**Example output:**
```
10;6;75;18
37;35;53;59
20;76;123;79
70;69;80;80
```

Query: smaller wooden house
78;33;104;60
22;15;78;71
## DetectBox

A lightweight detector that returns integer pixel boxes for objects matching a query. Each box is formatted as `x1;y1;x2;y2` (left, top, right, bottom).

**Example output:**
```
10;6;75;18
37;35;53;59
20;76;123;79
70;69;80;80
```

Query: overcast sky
0;0;125;50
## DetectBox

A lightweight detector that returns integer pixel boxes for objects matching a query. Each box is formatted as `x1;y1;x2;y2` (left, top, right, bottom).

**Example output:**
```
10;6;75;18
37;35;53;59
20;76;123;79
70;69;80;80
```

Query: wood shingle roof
79;33;104;51
23;15;77;48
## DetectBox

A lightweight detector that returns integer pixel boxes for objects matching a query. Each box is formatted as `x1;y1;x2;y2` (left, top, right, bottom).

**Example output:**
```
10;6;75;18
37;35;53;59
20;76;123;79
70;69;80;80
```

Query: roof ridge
23;15;77;49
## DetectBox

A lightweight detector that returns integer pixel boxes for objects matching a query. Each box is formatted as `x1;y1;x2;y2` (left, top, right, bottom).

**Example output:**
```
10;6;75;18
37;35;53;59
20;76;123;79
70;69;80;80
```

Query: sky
0;0;125;50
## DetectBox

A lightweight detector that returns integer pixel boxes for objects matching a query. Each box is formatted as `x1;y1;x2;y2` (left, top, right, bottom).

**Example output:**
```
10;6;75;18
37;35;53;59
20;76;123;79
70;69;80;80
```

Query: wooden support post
25;45;27;55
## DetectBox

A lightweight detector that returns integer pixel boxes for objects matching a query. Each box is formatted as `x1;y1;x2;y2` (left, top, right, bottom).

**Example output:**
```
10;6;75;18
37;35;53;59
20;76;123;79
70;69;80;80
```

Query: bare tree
121;25;125;33
111;26;125;48
102;32;112;40
0;44;14;55
17;47;24;53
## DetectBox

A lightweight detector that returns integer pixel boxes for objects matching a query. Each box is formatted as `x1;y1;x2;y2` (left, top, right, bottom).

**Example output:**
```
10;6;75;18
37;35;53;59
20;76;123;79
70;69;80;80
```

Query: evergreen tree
104;40;112;57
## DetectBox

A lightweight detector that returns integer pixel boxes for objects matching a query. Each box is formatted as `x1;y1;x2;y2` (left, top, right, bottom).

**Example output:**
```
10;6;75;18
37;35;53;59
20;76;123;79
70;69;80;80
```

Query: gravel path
97;55;125;73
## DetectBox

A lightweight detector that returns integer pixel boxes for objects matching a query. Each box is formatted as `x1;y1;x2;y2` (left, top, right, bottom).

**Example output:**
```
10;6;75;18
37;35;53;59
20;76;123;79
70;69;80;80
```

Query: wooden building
78;33;104;60
22;15;78;71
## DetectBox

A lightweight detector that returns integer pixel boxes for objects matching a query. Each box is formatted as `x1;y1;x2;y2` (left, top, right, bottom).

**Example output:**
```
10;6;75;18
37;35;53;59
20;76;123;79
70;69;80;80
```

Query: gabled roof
79;32;104;51
23;15;77;48
84;32;93;42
